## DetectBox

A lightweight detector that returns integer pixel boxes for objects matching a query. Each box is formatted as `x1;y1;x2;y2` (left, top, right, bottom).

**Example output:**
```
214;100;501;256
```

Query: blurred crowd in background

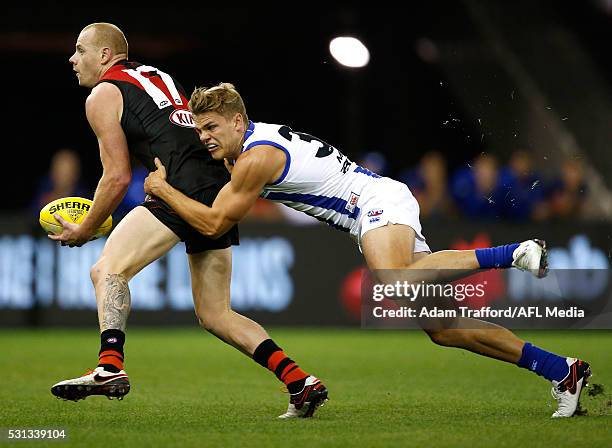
11;0;612;228
33;145;593;225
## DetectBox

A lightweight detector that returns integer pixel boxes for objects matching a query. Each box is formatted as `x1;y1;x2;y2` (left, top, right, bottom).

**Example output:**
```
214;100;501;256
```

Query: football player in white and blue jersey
144;83;591;418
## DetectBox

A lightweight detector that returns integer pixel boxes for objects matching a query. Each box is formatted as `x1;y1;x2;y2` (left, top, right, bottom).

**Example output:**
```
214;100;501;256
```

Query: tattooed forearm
101;274;131;331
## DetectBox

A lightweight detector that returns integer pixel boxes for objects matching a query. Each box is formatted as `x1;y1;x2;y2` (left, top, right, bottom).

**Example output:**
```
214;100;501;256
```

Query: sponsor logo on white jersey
346;192;360;213
367;209;384;217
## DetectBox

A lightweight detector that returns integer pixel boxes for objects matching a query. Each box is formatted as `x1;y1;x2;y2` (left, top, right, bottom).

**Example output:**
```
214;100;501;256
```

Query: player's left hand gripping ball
40;197;112;247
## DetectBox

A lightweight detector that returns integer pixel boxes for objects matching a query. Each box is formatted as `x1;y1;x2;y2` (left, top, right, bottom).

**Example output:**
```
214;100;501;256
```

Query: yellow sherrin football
39;196;112;239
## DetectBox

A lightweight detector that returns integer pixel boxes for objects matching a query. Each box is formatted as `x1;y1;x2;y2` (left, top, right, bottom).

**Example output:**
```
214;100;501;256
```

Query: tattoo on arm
101;274;131;331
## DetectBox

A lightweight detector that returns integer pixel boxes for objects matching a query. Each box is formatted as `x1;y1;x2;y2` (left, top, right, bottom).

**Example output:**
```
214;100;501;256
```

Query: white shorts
349;178;430;253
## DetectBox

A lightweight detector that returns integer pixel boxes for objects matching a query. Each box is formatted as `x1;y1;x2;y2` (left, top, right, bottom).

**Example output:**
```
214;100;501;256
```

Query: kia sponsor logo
169;109;195;128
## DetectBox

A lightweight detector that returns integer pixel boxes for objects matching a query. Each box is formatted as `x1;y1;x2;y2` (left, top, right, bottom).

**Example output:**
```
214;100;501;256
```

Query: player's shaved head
80;22;128;57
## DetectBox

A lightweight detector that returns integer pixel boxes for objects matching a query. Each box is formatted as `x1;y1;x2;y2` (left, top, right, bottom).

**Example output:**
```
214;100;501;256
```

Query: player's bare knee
90;256;132;286
195;309;227;333
425;328;456;347
195;312;212;331
195;314;209;330
90;258;106;285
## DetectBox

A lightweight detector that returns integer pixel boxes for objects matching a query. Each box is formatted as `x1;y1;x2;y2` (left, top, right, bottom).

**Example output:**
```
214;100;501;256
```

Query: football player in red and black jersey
49;23;327;419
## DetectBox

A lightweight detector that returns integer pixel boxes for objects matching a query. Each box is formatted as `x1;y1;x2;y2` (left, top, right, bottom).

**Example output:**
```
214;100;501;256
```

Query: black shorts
141;188;239;254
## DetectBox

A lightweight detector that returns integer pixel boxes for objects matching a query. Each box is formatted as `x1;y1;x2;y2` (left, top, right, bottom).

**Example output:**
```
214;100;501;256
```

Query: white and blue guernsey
242;121;383;233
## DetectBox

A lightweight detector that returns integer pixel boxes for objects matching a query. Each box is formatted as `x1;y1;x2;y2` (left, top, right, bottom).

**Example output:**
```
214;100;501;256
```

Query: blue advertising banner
0;218;610;327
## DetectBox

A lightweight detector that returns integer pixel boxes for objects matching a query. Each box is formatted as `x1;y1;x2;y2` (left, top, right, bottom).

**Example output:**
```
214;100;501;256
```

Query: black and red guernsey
97;60;229;197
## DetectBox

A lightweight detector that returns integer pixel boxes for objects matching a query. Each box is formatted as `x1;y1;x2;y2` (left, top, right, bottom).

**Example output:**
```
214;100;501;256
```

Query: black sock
253;339;281;367
253;339;309;394
98;329;125;373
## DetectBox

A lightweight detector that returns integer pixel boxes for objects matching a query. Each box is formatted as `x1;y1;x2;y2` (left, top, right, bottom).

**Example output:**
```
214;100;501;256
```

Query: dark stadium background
0;1;608;207
3;3;475;198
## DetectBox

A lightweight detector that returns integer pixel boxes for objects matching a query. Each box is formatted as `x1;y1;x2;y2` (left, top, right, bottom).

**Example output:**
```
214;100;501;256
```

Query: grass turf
1;328;611;447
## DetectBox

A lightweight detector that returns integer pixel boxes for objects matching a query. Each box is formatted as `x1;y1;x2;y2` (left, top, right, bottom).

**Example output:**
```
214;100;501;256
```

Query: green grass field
1;328;611;447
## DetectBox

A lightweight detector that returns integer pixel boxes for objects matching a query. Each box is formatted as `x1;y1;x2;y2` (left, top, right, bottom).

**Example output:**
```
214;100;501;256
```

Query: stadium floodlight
329;36;370;68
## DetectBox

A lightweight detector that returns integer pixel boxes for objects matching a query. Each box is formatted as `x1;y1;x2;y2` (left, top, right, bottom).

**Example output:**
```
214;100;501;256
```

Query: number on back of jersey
123;65;183;109
277;126;352;173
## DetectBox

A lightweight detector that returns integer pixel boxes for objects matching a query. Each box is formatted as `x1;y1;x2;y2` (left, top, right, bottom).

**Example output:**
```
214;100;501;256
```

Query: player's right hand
144;157;168;197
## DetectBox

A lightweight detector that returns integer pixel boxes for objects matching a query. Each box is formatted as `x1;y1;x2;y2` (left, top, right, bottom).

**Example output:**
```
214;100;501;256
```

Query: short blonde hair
188;83;248;123
81;22;128;56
